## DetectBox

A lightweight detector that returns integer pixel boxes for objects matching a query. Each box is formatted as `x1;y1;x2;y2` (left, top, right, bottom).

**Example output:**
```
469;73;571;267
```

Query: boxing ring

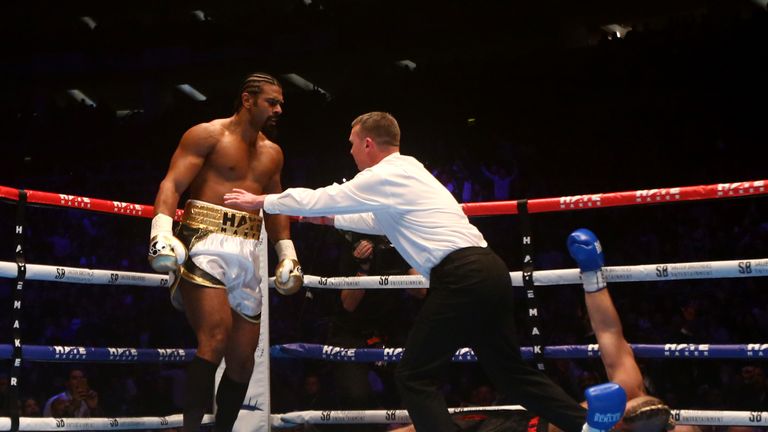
1;180;767;430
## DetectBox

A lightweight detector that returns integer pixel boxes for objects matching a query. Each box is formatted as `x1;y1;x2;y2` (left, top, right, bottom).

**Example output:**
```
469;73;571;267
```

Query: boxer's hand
567;228;606;292
148;214;187;272
274;239;303;295
583;382;627;432
223;188;266;210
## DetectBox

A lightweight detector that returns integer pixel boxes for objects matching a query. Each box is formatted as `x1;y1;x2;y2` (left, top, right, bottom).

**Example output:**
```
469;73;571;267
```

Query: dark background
2;0;766;195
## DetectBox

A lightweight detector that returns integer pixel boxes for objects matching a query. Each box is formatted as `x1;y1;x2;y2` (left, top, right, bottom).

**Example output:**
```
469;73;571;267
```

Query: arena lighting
67;89;96;107
395;59;417;71
79;16;97;30
600;24;632;39
282;73;332;100
115;109;144;118
190;10;209;21
176;84;207;101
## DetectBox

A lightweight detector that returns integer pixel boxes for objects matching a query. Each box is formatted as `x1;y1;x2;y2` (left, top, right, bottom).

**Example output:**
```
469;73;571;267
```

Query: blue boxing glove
567;228;606;292
583;382;627;432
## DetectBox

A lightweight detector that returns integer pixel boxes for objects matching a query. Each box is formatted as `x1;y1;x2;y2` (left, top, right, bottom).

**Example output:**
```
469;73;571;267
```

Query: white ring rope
3;407;765;430
272;406;523;427
303;258;768;289
0;261;171;287
269;407;768;427
0;414;213;431
2;258;766;289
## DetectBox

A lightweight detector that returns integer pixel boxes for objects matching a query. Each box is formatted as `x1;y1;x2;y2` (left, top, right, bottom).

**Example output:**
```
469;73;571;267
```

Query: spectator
724;364;768;411
20;397;41;417
481;163;517;201
43;368;102;417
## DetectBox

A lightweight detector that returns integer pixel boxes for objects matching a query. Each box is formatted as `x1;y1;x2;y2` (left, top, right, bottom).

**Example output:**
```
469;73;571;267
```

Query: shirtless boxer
148;72;302;432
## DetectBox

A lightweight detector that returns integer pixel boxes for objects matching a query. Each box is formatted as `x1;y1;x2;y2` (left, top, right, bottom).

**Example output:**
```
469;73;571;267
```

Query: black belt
431;246;488;275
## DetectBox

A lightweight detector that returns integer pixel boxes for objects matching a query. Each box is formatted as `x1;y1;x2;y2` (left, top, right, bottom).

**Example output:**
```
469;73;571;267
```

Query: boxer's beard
262;116;279;140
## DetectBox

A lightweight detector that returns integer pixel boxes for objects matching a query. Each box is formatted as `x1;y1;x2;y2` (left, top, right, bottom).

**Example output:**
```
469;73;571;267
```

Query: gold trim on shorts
180;265;225;288
182;199;262;240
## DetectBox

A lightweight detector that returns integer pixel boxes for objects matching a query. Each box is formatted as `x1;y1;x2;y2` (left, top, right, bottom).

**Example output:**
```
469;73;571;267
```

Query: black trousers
394;247;587;432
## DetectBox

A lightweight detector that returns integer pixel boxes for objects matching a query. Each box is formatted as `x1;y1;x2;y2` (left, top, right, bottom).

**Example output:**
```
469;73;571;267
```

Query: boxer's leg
215;311;260;432
181;280;232;432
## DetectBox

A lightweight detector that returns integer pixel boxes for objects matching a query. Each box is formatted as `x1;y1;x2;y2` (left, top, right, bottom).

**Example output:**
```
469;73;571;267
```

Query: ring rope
301;258;768;289
2;408;763;430
270;342;768;361
0;414;213;431
0;345;192;363
2;340;764;363
461;180;767;216
2;258;766;289
1;179;765;219
0;262;171;287
270;408;768;427
273;406;523;426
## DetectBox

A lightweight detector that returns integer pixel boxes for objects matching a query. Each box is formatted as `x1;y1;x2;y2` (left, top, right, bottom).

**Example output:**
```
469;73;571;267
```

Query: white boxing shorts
174;199;264;323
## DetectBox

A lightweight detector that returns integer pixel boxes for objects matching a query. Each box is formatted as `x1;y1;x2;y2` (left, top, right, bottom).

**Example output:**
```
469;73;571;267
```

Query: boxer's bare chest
190;136;277;200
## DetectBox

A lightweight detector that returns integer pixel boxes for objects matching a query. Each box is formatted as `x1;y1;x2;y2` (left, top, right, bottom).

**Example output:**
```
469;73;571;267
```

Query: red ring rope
1;179;765;219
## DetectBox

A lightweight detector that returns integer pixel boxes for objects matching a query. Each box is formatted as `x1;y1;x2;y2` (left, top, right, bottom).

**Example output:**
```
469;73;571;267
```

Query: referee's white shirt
263;152;487;277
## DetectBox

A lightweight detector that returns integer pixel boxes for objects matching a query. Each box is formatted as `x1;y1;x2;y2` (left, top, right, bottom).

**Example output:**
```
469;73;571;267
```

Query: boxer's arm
154;124;218;216
260;142;303;295
568;229;645;399
584;289;645;399
262;144;291;242
149;124;217;271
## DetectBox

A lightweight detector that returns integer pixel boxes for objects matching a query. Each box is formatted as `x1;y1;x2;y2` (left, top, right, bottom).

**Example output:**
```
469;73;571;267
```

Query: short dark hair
233;72;282;113
351;112;400;147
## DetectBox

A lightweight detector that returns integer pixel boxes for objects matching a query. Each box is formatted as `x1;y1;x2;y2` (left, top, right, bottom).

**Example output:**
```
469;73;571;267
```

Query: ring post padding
517;199;545;370
227;213;270;431
10;190;28;432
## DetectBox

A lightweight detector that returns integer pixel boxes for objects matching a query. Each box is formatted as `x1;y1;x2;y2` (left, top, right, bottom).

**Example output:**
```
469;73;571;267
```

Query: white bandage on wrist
150;213;174;238
275;239;298;261
581;270;607;293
